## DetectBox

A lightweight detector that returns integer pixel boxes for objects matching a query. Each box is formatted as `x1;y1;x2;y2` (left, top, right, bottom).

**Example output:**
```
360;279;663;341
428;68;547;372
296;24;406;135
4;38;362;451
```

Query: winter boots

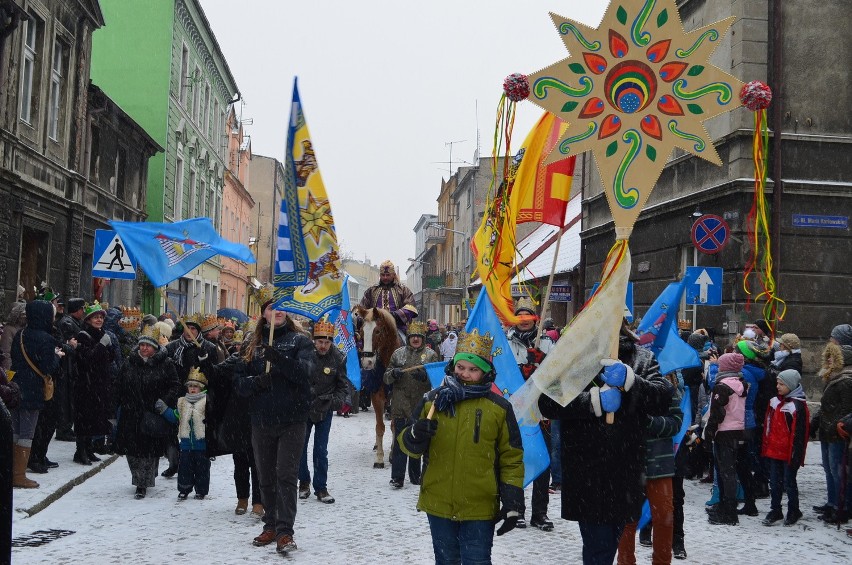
235;498;249;515
784;508;803;526
530;515;554;531
73;438;92;465
134;487;147;500
13;445;39;489
298;480;311;499
762;509;784;525
316;490;335;504
251;503;264;518
738;499;759;516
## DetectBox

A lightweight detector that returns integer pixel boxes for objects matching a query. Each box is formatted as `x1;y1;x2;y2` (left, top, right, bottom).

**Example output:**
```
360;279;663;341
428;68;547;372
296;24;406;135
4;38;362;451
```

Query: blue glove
600;359;627;388
600;387;622;413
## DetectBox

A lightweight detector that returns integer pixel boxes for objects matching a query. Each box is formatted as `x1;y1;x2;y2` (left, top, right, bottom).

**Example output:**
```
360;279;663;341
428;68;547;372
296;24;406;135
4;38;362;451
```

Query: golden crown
407;321;427;337
200;313;220;333
218;317;235;330
677;319;692;330
254;285;273;307
121;306;142;318
514;296;537;315
313;319;335;338
242;318;258;336
456;329;494;360
139;324;161;342
233;329;244;342
186;366;208;387
119;316;141;332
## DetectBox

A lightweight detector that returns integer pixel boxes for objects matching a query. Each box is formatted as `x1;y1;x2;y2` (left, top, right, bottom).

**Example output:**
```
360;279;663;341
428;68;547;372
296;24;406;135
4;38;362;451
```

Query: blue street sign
792;214;848;229
549;285;572;302
92;229;137;280
590;281;634;322
685;266;722;306
691;214;729;255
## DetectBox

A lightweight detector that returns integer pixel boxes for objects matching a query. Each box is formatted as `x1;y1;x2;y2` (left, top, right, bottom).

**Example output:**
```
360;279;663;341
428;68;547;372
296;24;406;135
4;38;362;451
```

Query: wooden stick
426;403;436;420
534;226;565;350
264;309;275;373
160;288;201;347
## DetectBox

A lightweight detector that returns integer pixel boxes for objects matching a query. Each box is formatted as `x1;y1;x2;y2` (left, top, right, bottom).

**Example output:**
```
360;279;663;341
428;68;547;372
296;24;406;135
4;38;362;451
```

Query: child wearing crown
397;329;525;563
156;367;210;500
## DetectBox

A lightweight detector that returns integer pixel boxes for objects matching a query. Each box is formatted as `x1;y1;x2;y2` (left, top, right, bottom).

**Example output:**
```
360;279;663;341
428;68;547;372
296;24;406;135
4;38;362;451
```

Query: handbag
19;330;55;401
1;370;21;410
140;410;173;437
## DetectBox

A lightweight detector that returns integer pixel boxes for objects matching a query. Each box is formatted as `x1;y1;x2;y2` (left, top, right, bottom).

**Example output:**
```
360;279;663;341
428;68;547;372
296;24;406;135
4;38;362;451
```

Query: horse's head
355;307;401;370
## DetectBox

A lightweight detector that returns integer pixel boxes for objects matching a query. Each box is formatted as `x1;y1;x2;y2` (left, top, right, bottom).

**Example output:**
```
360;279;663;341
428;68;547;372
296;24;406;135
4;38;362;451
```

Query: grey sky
200;0;609;273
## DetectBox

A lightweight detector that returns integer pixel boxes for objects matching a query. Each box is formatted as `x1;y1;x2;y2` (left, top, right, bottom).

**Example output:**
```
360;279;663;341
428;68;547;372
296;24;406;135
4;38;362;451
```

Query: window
212;99;219;146
179;45;189;105
174;156;184;220
192;65;201;122
203;82;211;138
19;14;43;125
208;180;215;218
47;39;65;140
188;169;197;217
198;177;206;219
19;224;50;301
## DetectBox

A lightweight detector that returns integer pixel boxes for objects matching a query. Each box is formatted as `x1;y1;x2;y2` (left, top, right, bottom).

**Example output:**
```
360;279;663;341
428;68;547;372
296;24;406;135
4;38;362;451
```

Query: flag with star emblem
109;218;255;287
273;78;344;319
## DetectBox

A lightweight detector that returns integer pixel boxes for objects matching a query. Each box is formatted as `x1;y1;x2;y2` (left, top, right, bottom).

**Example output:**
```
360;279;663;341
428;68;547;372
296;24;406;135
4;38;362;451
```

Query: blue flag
109;218;255;288
636;280;700;375
328;276;361;390
465;292;550;487
426;361;449;388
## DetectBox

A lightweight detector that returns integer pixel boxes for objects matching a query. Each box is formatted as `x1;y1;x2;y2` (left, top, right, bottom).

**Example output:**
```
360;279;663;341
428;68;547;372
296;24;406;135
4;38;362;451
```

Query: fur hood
820;342;848;382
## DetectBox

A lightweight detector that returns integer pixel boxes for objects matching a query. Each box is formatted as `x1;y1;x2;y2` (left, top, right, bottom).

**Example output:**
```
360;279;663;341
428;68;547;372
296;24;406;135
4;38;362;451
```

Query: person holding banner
538;322;672;565
398;329;525;564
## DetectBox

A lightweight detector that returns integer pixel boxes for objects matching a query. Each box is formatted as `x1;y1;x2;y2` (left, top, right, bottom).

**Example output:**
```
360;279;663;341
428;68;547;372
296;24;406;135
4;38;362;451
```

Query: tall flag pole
273;78;344;320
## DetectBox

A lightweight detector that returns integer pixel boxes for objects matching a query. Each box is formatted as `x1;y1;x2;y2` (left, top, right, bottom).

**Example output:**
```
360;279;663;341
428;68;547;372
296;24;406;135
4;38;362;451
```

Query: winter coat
761;351;803;427
164;335;218;384
439;334;458;361
706;372;747;440
538;345;673;524
113;347;181;457
1;303;26;371
163;394;208;452
425;330;443;354
205;353;247;456
74;321;116;436
761;386;809;467
817;346;852;443
644;384;684;479
740;362;765;430
9;301;59;411
233;324;316;427
56;313;82;342
383;344;439;419
308;346;348;423
399;388;525;521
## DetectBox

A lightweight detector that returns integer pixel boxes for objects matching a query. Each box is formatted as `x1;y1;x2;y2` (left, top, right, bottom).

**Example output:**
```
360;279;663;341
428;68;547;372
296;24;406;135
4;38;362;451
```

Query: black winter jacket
309;346;349;423
74;322;116;436
9;301;60;411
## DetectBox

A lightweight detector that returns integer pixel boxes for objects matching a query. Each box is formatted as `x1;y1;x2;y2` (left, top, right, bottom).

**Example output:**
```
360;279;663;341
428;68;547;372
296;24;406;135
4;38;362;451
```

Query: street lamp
427;223;469;239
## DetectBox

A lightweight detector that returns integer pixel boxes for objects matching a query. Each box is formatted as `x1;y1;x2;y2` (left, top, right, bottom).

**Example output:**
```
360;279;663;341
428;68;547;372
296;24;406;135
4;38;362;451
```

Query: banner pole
534;226;565;350
160;288;201;347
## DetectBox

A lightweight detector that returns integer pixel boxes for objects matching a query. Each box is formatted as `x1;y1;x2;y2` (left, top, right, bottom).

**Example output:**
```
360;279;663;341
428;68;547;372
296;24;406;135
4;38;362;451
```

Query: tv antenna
445;139;467;176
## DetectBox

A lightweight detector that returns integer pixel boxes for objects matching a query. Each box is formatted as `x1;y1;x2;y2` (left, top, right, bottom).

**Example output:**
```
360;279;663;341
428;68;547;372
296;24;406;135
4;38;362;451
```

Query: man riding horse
359;260;418;338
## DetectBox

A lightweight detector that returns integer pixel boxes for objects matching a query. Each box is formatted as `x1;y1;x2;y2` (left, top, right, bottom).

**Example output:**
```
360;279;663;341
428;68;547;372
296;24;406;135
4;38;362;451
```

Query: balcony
425;222;447;244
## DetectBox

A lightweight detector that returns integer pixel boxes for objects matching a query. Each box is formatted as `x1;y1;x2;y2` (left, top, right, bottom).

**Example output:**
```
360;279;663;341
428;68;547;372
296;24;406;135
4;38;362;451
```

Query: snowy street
11;410;852;564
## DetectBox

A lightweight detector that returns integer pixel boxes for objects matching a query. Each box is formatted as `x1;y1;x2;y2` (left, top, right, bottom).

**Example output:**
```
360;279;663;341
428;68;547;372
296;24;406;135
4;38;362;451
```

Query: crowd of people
2;282;852;563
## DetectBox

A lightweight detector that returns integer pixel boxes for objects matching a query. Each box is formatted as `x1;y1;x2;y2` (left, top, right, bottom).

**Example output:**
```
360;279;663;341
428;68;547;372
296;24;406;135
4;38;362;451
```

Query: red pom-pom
740;80;772;111
503;73;530;102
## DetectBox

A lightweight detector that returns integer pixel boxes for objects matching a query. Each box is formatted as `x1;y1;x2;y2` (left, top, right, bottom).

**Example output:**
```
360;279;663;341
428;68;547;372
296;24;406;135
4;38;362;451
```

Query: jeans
714;435;738;513
391;417;421;483
253;422;306;536
233;449;261;505
826;440;852;512
735;433;755;503
178;450;210;495
550;419;562;484
578;522;625;565
768;458;799;512
820;440;837;507
10;408;39;447
30;399;57;463
529;421;551;519
299;410;333;493
617;477;673;565
672;476;684;545
427;514;494;565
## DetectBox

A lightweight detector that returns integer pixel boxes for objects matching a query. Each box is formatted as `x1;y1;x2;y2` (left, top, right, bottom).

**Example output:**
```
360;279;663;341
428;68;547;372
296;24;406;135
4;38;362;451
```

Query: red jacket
761;389;809;467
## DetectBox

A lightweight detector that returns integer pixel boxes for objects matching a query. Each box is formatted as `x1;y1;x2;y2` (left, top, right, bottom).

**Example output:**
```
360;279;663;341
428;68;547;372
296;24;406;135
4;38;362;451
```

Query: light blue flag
426;361;449;388
328;276;361;390
636;280;701;375
465;291;550;487
109;218;255;288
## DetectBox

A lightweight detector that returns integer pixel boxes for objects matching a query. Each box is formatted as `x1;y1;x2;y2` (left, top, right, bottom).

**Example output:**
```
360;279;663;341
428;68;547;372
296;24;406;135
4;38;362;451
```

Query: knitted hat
161;317;175;330
83;301;104;320
138;324;161;348
154;321;173;342
736;339;759;360
754;319;771;336
186;367;208;388
142;314;158;327
830;324;852;346
718;352;745;373
776;369;801;391
453;329;494;374
778;333;800;350
67;298;85;314
428;319;439;331
687;332;707;350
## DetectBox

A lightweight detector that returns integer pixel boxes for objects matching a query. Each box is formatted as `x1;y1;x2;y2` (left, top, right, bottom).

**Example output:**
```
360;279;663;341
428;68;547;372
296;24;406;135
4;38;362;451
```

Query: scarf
512;326;538;347
433;374;492;417
172;336;196;367
184;391;206;403
771;349;790;367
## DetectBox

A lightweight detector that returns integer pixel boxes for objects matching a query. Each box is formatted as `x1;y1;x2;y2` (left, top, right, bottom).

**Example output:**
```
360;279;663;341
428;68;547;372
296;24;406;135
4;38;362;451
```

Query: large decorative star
528;0;743;238
301;191;336;245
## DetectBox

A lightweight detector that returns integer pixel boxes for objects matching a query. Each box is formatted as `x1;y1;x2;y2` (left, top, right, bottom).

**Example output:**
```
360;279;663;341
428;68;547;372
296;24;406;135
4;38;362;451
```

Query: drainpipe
770;0;784;308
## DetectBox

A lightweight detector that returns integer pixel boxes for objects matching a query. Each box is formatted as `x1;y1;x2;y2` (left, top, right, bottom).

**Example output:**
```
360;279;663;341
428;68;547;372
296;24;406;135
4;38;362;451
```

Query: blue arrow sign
92;229;137;280
685;266;722;306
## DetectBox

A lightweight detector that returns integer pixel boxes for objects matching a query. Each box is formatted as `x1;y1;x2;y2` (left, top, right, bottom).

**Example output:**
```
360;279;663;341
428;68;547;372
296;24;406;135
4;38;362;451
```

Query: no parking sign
691;214;729;255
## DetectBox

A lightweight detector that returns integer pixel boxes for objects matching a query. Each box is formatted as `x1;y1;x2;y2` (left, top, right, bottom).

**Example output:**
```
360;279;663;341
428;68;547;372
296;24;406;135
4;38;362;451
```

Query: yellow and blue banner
109;218;255;288
273;78;344;319
329;275;361;390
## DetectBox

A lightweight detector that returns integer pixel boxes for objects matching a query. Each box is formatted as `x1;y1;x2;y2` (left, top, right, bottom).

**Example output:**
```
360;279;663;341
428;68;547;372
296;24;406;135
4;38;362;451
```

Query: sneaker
298;480;311;499
673;544;687;560
784;508;803;526
253;529;276;547
762;509;783;526
194;494;205;500
177;492;189;500
515;517;527;529
389;479;404;489
276;534;297;554
530;515;554;531
316;490;335;504
44;458;59;469
134;487;147;500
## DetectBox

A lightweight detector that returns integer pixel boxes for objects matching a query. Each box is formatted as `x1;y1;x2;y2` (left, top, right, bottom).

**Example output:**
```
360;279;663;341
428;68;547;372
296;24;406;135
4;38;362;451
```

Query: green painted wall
90;0;175;222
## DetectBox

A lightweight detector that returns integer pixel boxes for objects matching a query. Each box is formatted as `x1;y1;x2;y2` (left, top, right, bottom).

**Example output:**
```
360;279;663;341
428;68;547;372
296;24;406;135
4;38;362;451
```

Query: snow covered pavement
11;412;852;564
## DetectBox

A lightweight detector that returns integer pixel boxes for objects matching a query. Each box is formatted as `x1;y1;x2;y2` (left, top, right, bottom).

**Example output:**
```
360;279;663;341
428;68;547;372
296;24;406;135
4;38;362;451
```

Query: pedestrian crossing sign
92;229;137;280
